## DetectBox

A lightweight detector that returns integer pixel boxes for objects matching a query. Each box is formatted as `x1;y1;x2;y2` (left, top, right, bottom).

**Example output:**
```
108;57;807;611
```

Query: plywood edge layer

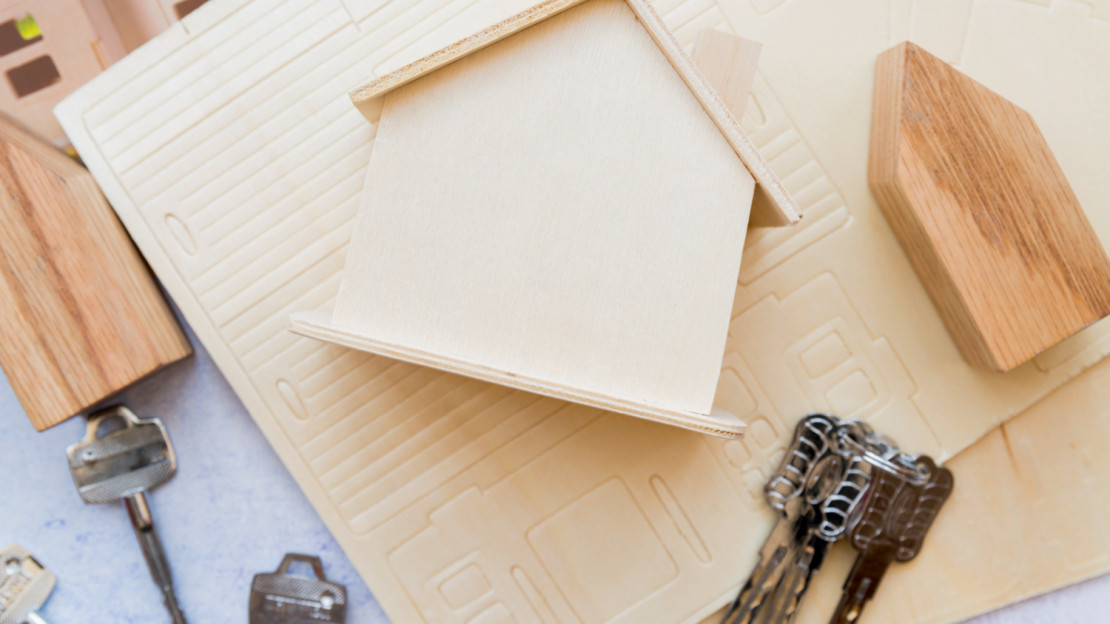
288;312;746;438
349;0;801;226
621;0;800;226
348;0;588;107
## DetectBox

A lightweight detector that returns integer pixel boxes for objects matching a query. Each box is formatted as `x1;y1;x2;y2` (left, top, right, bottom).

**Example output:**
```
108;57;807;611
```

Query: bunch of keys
65;405;187;624
722;414;953;624
0;544;54;624
249;553;347;624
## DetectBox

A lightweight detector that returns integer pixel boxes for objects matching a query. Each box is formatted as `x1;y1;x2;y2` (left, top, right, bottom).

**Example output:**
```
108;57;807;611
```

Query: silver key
66;405;186;624
0;544;54;624
757;443;870;623
722;415;870;624
249;554;347;624
722;414;835;623
829;436;953;624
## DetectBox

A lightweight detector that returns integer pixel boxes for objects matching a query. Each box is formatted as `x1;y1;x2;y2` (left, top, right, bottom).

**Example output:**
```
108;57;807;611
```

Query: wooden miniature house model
0;0;207;144
289;0;799;437
869;42;1110;371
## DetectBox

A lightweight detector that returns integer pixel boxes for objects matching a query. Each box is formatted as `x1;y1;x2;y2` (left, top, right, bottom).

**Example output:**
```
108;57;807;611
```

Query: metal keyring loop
834;425;931;486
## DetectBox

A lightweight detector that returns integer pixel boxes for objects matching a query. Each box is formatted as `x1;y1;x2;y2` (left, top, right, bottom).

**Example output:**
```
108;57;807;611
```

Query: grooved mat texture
55;1;1110;623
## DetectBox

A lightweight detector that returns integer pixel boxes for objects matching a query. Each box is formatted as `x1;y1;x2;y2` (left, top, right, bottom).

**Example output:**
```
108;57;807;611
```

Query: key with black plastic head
755;435;871;624
721;414;836;623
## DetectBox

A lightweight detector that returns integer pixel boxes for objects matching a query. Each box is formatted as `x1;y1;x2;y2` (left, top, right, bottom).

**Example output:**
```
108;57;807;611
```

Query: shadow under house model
288;0;800;438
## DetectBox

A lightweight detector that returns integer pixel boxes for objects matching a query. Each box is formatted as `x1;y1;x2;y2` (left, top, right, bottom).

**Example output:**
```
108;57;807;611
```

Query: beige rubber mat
55;0;1110;622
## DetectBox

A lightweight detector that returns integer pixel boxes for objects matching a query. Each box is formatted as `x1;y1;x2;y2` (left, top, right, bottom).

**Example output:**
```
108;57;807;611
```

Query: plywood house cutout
289;0;799;438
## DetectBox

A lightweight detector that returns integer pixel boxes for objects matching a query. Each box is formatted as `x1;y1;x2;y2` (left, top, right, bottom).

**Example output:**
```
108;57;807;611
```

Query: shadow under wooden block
0;115;192;430
289;6;788;438
869;42;1110;372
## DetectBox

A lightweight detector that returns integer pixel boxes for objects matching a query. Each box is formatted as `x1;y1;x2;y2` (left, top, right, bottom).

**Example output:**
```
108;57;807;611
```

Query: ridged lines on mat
127;30;377;203
92;0;328;157
239;277;342;373
101;1;344;163
81;0;278;128
128;33;365;204
344;400;601;533
200;166;363;319
325;384;521;489
108;5;351;171
203;148;366;320
320;377;502;484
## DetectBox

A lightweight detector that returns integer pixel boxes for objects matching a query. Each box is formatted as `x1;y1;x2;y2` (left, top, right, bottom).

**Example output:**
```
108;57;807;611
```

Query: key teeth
737;414;954;624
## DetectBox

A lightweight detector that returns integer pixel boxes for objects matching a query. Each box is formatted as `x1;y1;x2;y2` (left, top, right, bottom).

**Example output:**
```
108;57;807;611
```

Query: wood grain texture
692;30;791;229
290;312;747;437
869;42;1110;371
349;0;800;227
313;0;758;437
0;115;190;430
692;29;760;121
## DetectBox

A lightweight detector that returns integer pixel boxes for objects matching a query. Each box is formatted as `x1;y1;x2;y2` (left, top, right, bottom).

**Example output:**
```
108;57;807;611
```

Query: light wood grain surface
693;29;760;121
303;0;759;436
349;0;799;228
0;115;190;430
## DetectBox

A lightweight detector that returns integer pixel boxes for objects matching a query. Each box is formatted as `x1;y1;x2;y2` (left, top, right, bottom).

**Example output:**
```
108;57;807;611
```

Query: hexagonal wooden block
869;42;1110;372
0;115;191;430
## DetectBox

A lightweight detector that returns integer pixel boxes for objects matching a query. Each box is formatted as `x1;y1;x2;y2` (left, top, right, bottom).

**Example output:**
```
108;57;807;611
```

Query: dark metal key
757;443;870;624
829;453;954;624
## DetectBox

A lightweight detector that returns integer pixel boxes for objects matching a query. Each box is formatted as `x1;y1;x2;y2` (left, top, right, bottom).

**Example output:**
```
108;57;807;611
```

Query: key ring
834;423;931;486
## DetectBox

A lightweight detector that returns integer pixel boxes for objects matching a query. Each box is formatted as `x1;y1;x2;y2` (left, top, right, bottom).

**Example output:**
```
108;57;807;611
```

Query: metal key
757;440;870;623
65;405;186;624
0;544;54;624
249;554;347;624
722;414;835;623
829;433;954;624
722;415;870;624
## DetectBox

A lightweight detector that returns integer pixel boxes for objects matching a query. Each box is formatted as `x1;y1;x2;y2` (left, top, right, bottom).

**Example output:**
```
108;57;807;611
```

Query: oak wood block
0;115;191;430
869;42;1110;371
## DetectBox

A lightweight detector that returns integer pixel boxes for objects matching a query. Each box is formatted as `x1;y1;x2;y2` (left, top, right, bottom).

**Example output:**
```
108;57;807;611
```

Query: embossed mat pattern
56;0;1110;622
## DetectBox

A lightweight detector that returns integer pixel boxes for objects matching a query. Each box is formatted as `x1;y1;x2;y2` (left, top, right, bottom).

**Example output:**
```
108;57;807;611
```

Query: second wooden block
0;115;192;430
869;42;1110;372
